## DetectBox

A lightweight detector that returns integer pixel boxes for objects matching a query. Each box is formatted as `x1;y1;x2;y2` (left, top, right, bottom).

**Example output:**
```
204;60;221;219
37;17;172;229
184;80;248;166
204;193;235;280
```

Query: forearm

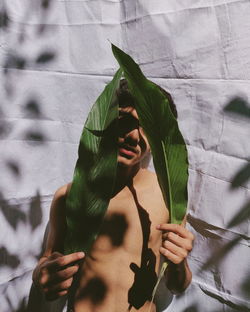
164;259;192;294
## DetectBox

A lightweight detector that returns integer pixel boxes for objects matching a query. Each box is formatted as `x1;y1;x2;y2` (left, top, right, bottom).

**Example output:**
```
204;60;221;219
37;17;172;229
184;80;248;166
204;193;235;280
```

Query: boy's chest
75;187;168;311
92;188;169;254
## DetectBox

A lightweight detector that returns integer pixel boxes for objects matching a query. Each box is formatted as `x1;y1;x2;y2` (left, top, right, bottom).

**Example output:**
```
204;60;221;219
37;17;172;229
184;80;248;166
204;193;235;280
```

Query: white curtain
0;0;249;311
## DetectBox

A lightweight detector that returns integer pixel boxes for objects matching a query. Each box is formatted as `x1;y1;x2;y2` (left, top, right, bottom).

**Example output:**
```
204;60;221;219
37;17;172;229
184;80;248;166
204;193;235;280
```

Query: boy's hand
32;251;85;301
157;224;194;264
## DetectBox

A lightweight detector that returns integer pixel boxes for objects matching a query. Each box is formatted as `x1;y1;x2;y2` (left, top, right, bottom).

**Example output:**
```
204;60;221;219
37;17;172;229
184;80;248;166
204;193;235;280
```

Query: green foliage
64;45;189;309
112;45;189;306
112;44;188;224
64;69;123;254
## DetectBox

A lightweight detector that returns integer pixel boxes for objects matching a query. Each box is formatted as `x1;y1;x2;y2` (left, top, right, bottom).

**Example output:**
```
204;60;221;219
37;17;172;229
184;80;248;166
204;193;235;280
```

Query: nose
124;128;139;146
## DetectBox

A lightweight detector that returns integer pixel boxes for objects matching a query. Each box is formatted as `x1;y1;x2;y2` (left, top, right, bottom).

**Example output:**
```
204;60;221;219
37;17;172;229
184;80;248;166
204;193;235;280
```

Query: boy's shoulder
54;183;72;200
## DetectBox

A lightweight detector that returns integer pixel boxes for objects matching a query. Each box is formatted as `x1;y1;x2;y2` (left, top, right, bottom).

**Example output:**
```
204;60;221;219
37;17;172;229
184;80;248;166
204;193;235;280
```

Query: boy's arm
32;184;85;301
164;258;192;294
156;222;194;294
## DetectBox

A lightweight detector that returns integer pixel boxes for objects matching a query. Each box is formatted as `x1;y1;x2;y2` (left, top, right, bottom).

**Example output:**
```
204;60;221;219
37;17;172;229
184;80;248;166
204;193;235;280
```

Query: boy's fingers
45;289;68;301
46;252;85;270
162;231;185;246
157;224;194;240
46;265;80;286
45;277;73;293
159;247;181;264
162;240;188;259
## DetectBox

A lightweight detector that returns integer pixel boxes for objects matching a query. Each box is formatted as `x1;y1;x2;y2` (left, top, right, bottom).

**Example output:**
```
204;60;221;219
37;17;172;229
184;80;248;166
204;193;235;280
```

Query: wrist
164;259;192;294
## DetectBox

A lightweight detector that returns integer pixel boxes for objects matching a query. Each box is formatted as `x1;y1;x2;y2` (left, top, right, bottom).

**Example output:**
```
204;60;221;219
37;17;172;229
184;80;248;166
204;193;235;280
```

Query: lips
118;144;137;158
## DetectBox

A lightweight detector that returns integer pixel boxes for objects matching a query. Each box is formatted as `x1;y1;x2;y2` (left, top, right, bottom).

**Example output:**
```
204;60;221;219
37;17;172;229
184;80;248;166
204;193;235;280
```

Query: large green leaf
64;68;123;254
112;45;189;306
112;44;188;224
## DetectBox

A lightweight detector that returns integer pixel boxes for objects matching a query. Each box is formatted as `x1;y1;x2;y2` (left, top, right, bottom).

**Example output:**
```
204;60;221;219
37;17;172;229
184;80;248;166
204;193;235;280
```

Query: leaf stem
147;261;168;312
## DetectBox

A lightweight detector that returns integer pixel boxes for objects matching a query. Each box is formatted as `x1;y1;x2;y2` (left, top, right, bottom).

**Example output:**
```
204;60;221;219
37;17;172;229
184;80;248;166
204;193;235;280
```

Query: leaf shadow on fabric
187;214;222;240
0;191;44;310
15;298;28;312
24;98;43;119
0;191;43;232
0;2;58;312
223;96;250;232
0;110;12;138
230;163;250;190
5;296;25;312
0;8;9;29
200;287;249;312
227;200;250;229
183;95;250;311
241;275;250;298
36;51;56;64
0;192;26;230
24;131;47;145
200;237;241;272
187;215;242;272
29;191;43;231
1;0;57;96
223;97;250;219
182;303;199;312
0;246;20;269
5;160;21;178
224;97;250;119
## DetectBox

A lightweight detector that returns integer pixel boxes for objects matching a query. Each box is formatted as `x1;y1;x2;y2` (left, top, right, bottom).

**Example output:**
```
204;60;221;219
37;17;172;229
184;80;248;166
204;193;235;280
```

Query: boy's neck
112;163;143;196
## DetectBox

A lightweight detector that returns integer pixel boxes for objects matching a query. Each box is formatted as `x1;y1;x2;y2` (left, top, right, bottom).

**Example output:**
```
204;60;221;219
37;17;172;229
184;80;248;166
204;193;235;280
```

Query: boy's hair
116;79;136;108
116;78;177;118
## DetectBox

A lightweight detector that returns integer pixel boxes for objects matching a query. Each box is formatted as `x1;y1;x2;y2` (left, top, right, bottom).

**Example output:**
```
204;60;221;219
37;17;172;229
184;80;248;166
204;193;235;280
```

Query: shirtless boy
32;80;194;312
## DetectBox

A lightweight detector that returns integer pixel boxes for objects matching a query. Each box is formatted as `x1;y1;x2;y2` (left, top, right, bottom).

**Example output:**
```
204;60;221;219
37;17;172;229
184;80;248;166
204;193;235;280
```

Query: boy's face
117;105;150;167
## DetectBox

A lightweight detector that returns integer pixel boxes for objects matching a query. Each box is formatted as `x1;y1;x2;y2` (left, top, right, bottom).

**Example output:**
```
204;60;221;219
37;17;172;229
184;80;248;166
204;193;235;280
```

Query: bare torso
33;90;193;311
73;169;169;312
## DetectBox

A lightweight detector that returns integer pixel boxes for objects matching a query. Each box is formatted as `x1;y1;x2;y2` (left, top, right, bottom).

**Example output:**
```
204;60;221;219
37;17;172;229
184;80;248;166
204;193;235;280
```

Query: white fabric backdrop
0;0;249;311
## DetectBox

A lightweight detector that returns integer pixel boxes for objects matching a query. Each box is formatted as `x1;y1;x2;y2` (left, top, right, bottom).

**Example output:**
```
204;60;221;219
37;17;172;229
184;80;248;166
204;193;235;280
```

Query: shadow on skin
99;213;128;247
75;277;107;306
68;213;128;309
127;185;157;310
128;249;157;310
72;185;157;310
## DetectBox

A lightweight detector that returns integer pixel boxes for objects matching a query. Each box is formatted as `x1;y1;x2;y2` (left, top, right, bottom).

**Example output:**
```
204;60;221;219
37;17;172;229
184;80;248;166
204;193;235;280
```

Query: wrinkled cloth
0;0;249;311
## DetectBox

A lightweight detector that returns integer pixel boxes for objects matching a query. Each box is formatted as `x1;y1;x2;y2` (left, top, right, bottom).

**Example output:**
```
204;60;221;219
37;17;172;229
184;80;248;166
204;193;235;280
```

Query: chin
117;155;138;167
